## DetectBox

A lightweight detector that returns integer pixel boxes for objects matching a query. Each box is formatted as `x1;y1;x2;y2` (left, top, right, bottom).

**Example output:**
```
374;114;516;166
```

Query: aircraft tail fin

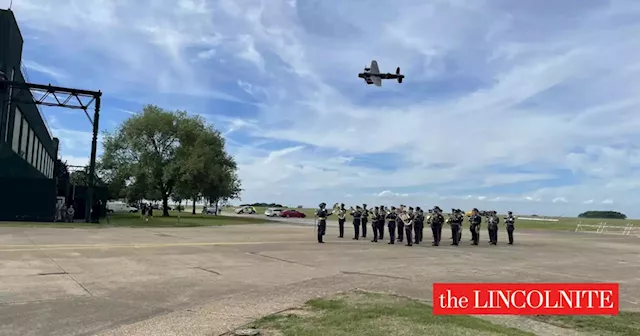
396;67;400;74
398;76;403;83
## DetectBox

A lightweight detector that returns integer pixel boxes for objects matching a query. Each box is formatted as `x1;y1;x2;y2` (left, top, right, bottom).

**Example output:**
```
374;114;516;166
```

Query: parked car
235;206;256;214
265;208;284;217
280;209;306;218
106;201;138;213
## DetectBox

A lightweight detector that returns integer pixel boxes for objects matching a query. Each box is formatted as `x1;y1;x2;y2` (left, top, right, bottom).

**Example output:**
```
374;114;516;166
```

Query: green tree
100;105;185;217
578;210;626;220
175;119;241;214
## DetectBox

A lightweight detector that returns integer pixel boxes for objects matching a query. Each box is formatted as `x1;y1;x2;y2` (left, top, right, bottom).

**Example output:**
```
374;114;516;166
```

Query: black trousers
507;226;515;244
471;224;480;245
353;220;360;239
378;220;384;240
338;219;345;237
405;225;413;246
397;222;404;241
431;225;442;245
458;227;462;242
451;225;460;245
388;222;396;243
489;227;498;244
414;223;423;243
371;220;379;242
361;219;368;237
317;221;326;243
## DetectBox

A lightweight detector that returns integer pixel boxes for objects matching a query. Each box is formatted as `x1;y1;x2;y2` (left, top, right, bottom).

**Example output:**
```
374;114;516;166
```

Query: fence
574;221;635;236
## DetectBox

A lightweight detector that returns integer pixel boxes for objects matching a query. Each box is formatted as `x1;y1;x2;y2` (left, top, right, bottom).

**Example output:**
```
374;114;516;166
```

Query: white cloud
601;199;614;204
583;200;594;204
10;0;640;217
375;190;409;198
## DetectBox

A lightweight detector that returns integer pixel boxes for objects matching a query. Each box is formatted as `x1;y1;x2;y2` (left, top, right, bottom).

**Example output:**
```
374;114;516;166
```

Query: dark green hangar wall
0;9;57;221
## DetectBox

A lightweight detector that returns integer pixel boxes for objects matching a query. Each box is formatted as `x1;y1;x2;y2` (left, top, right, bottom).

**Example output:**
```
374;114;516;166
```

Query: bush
578;211;626;220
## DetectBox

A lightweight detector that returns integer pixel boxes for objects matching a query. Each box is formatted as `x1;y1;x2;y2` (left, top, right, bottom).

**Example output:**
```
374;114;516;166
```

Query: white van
265;208;284;217
106;201;138;213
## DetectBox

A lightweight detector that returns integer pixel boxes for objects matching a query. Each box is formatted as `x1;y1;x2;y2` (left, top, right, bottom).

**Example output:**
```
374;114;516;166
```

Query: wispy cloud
8;0;640;216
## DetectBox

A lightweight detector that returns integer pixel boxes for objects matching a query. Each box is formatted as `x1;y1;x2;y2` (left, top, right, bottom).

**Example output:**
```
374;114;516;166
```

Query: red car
280;210;306;218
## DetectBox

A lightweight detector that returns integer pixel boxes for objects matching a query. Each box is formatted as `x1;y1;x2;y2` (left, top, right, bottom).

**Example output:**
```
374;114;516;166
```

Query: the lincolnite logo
432;283;619;315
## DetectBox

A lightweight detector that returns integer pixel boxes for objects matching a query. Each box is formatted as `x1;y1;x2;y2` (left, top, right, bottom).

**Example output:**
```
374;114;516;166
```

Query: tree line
578;211;626;220
81;105;242;217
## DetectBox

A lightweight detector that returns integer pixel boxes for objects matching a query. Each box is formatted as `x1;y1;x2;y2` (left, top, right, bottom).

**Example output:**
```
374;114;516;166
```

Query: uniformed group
314;203;516;246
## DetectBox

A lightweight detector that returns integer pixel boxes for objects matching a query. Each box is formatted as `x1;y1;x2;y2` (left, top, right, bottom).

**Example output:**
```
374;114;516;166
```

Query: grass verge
248;292;535;336
0;212;272;228
529;312;640;336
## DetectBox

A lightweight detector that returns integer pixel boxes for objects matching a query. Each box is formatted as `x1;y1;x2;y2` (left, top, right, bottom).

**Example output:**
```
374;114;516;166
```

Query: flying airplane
358;60;404;87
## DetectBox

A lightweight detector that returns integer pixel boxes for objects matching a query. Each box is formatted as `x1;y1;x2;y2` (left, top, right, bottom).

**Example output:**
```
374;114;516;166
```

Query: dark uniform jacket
386;212;397;223
431;213;444;227
488;215;499;229
505;215;515;227
470;214;482;226
351;210;362;222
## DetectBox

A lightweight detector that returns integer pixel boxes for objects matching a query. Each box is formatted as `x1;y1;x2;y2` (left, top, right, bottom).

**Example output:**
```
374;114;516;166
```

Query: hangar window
20;117;28;158
11;107;22;153
27;128;34;165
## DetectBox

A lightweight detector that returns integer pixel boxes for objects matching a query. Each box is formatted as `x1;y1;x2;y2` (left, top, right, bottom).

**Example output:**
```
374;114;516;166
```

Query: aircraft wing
372;76;382;87
370;60;380;74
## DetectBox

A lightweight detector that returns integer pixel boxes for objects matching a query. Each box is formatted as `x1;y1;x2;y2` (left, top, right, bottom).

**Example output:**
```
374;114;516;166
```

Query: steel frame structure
0;80;102;222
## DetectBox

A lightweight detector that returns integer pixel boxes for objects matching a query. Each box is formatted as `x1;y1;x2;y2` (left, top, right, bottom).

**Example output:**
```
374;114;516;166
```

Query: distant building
0;9;58;221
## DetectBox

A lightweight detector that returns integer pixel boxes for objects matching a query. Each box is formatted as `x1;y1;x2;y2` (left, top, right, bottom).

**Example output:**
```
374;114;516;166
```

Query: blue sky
5;0;640;216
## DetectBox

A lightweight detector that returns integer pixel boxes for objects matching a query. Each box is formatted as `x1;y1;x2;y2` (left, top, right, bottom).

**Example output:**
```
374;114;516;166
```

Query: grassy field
249;292;534;336
530;313;640;335
243;292;640;336
0;211;271;228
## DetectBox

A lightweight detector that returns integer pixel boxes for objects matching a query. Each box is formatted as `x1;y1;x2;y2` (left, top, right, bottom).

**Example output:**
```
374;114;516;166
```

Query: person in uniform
378;205;386;240
371;206;380;242
401;207;414;246
449;209;461;246
469;208;482;245
455;209;463;243
351;206;362;240
396;205;405;242
337;203;347;238
488;210;499;245
361;204;369;238
315;202;332;243
386;206;397;244
505;211;516;245
430;206;444;246
414;207;424;244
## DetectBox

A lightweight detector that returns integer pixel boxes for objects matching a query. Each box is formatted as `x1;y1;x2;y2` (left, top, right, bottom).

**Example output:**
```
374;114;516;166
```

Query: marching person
396;205;404;242
361;204;369;238
488;210;500;245
469;208;482;245
400;207;413;246
456;209;463;243
371;206;380;242
351;206;362;240
315;202;332;243
430;206;444;246
337;203;347;238
386;206;397;244
449;209;461;246
378;205;386;240
414;207;424;244
505;211;516;245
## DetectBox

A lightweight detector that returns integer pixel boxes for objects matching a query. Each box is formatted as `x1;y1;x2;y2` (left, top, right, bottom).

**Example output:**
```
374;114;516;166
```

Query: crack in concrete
247;252;315;268
193;267;221;276
341;271;409;281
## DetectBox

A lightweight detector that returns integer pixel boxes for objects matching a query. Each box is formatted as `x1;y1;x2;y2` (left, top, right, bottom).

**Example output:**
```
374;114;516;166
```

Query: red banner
432;283;619;315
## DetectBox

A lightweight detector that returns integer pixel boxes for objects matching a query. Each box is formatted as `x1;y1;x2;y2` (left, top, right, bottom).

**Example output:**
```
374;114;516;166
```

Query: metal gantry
0;80;102;222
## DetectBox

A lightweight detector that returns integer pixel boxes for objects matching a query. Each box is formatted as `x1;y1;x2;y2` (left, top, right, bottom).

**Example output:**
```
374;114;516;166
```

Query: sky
4;0;640;217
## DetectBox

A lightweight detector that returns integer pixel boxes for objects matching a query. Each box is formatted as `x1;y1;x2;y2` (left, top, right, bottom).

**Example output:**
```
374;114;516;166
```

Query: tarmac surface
1;214;639;336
